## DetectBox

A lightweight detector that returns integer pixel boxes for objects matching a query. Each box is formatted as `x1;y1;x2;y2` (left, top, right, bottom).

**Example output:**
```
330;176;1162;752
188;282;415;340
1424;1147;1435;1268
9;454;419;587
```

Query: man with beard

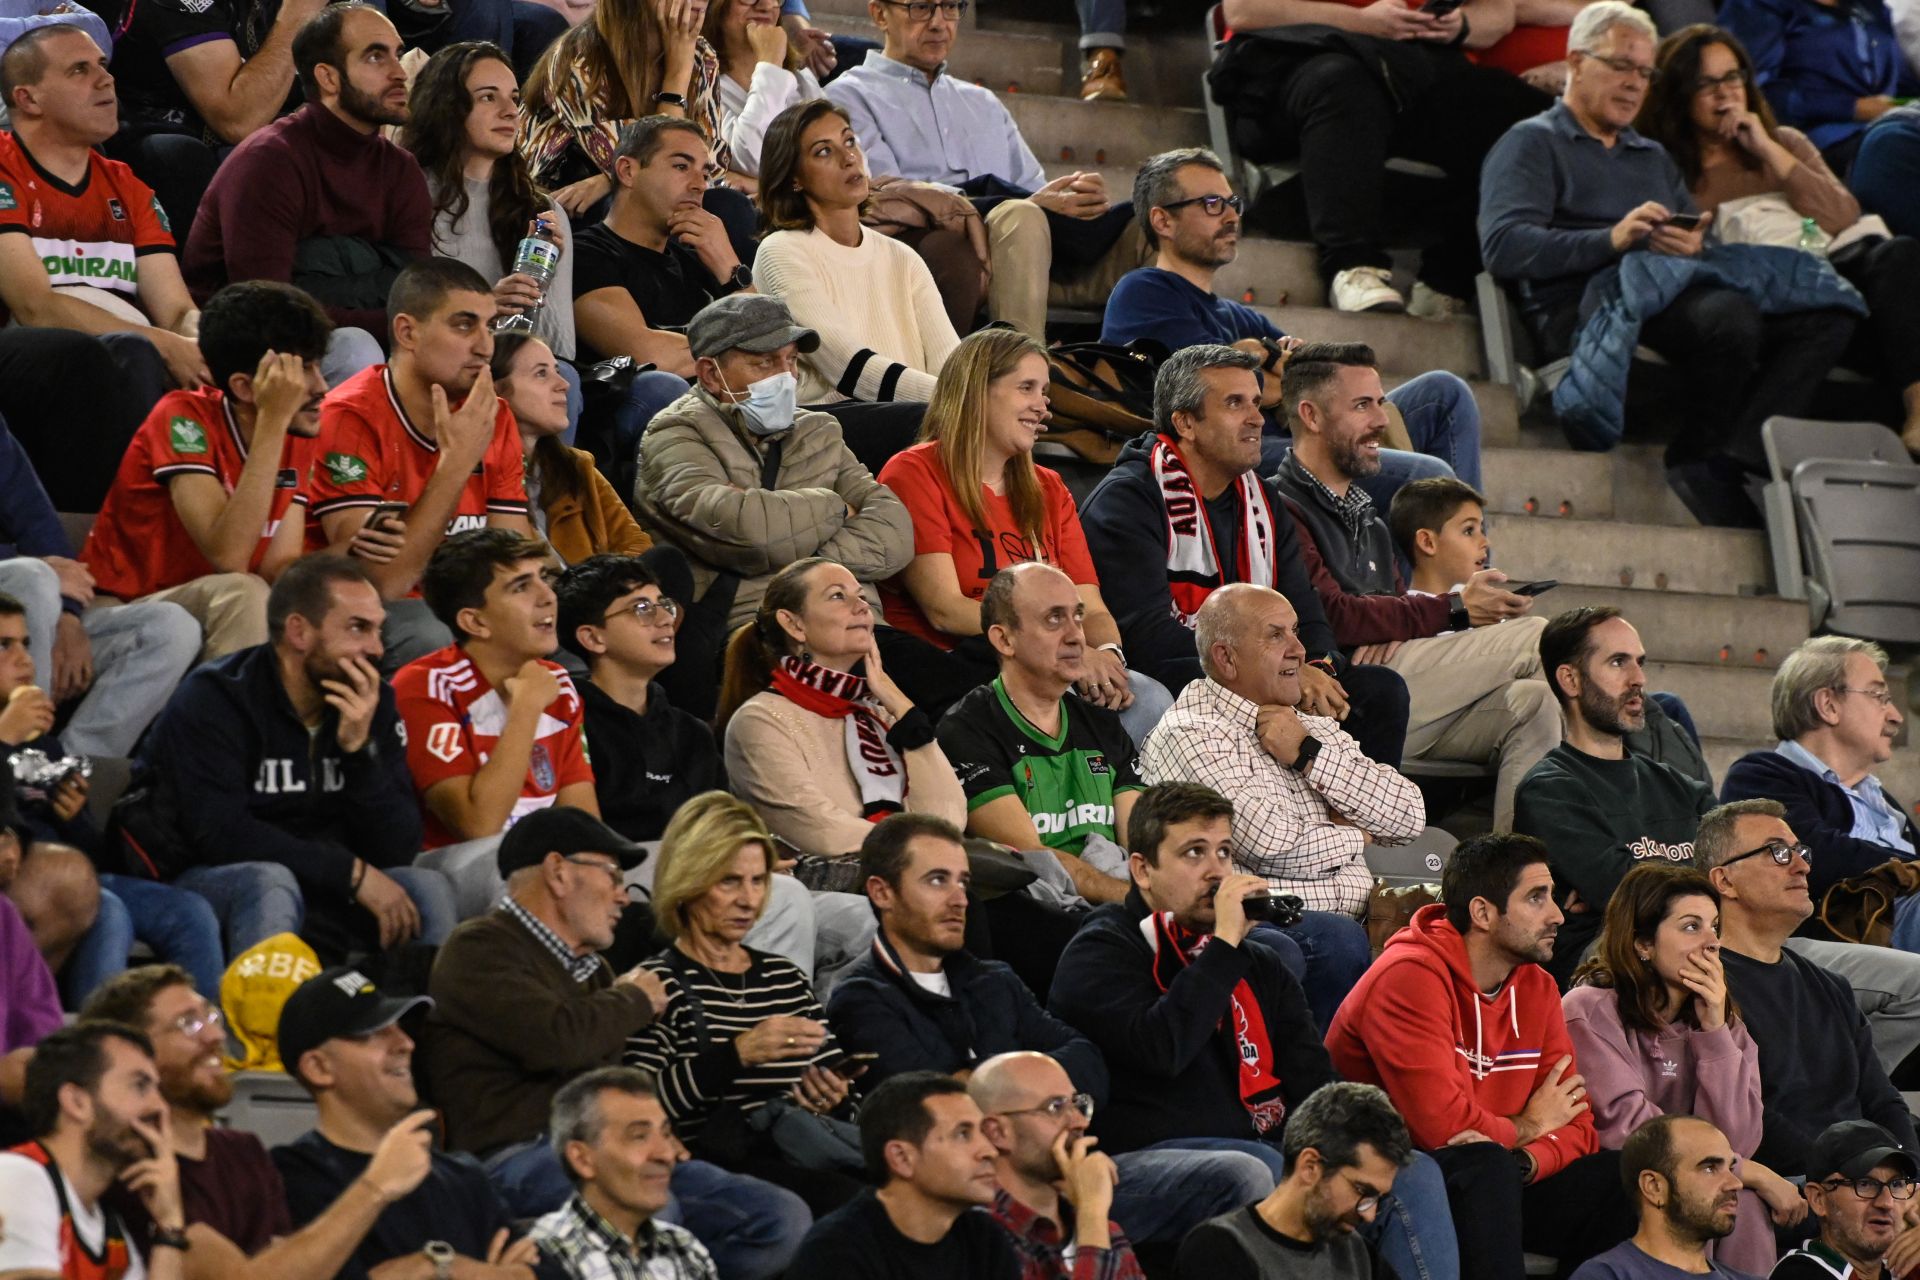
78;963;440;1279
1326;832;1634;1280
1512;607;1714;986
1173;1082;1413;1279
1774;1121;1920;1280
1572;1116;1748;1280
1273;342;1558;834
184;3;429;355
138;554;454;961
967;1051;1145;1279
0;1021;186;1280
1102;149;1484;499
82;282;338;660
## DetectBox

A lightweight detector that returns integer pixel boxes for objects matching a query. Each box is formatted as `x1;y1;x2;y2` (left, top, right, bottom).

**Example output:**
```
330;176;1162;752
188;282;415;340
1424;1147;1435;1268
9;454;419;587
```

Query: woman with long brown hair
1564;862;1803;1271
1637;25;1920;453
875;327;1172;740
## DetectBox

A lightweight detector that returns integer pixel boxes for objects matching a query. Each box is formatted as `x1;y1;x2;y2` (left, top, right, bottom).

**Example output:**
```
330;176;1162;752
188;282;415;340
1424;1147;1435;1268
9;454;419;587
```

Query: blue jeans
1111;1139;1276;1243
612;371;695;497
1248;911;1373;1031
488;1140;809;1280
64;874;226;1003
1116;671;1175;750
1077;0;1124;48
1892;895;1920;954
176;862;457;955
1853;107;1920;240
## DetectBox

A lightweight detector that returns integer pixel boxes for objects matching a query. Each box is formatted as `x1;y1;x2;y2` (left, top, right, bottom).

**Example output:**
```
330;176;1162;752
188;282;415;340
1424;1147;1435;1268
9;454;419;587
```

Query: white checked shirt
1140;678;1426;916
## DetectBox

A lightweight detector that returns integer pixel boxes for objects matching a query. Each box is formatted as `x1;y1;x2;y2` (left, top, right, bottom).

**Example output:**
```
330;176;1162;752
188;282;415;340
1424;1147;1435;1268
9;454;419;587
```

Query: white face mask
724;369;799;436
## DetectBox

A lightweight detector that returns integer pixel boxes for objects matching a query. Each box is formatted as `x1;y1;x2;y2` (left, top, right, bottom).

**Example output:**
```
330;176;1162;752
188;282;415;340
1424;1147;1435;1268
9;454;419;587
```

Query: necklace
680;945;752;1010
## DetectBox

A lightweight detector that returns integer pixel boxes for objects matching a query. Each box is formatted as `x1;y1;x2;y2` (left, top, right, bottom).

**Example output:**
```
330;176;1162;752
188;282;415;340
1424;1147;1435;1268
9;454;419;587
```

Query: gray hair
1694;799;1786;871
980;561;1071;643
1568;0;1656;54
1153;343;1260;437
1281;1082;1413;1176
1771;635;1891;741
549;1066;660;1183
1132;147;1227;249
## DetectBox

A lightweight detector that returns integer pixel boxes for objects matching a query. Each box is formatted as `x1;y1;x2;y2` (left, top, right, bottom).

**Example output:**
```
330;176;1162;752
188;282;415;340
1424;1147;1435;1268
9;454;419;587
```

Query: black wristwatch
1447;591;1471;631
722;263;753;294
652;91;689;108
1291;734;1322;774
150;1227;191;1253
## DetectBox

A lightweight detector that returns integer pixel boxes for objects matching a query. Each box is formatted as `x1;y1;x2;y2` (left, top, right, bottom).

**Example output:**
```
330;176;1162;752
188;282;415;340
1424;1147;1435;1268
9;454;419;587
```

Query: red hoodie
1325;902;1598;1179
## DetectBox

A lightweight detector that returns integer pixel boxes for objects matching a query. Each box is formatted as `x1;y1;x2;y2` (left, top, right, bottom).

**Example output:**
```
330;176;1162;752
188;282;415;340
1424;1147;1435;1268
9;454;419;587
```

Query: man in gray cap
419;804;813;1279
1775;1121;1920;1280
633;292;913;633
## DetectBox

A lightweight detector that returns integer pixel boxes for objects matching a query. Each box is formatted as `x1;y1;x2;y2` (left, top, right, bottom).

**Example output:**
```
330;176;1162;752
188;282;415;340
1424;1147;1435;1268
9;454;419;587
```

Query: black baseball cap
276;966;431;1078
1806;1120;1919;1182
496;805;649;877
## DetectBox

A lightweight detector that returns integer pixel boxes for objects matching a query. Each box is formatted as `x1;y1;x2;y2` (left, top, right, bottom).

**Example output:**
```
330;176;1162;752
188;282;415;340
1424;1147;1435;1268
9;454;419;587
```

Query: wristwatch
652;90;689;108
1096;641;1127;668
1447;590;1471;632
150;1227;190;1253
424;1240;455;1280
723;263;754;294
1291;734;1322;774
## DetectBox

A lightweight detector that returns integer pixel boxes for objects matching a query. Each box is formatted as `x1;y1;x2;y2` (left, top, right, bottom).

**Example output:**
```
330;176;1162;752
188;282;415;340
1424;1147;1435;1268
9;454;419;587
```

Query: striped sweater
752;225;960;405
625;946;845;1147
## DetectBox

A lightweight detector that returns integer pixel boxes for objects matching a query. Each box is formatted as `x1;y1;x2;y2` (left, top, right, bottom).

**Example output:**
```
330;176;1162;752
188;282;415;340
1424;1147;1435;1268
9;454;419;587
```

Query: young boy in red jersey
393;529;595;916
82;282;334;659
308;259;532;671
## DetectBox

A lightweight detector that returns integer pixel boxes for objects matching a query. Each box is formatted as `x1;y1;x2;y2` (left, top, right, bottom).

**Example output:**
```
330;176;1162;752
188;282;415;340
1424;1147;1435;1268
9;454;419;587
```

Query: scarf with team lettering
1149;433;1280;627
1141;910;1288;1134
769;656;907;820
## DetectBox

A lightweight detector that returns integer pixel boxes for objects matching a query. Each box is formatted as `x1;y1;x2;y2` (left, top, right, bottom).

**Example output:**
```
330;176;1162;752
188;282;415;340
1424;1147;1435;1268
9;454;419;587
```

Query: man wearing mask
633;294;913;635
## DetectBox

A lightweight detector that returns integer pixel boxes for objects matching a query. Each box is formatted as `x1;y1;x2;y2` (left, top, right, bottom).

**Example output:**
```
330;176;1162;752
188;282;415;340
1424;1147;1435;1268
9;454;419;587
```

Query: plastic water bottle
1798;216;1829;257
495;219;562;334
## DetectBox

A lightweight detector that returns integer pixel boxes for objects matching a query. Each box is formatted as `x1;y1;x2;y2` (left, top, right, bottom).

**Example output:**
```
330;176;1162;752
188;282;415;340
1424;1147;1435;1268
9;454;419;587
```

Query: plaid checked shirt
1140;677;1425;916
502;898;606;985
991;1190;1145;1280
530;1194;717;1280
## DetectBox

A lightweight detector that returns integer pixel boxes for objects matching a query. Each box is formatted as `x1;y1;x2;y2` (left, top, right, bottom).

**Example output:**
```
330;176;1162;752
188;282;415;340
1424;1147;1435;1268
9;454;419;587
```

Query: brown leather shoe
1080;48;1127;101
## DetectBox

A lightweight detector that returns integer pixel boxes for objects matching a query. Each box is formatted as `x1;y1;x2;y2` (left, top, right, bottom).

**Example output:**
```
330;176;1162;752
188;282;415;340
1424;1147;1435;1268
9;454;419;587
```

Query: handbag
1043;339;1167;464
1711;193;1892;255
1815;859;1920;947
1367;879;1441;956
655;950;865;1172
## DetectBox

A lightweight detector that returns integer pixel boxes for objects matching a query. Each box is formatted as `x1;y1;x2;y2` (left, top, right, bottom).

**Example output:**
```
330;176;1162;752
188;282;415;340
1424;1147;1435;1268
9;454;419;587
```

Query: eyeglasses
1583;52;1658;83
878;0;966;19
1160;194;1244;218
167;1006;225;1038
1000;1092;1095;1123
1822;1175;1919;1201
1721;839;1813;870
604;596;681;626
1692;69;1746;94
1335;1170;1386;1214
1837;686;1897;708
565;855;626;888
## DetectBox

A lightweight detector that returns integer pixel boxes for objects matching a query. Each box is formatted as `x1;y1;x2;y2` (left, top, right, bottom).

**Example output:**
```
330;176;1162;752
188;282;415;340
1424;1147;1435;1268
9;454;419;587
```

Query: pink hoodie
1325;903;1598;1178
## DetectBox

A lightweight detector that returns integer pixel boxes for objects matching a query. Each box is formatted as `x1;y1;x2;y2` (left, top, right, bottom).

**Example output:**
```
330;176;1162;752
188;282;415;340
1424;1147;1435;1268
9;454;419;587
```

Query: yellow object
221;932;321;1073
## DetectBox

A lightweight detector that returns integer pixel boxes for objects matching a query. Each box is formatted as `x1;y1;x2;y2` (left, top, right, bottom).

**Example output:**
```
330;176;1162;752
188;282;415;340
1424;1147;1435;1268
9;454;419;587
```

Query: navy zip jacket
1046;887;1334;1154
1721;748;1919;900
827;932;1109;1104
138;642;421;897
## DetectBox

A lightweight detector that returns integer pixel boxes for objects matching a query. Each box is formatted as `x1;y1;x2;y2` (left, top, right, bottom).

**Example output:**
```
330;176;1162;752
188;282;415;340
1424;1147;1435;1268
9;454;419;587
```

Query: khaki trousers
134;572;270;662
1384;615;1561;830
984;199;1152;337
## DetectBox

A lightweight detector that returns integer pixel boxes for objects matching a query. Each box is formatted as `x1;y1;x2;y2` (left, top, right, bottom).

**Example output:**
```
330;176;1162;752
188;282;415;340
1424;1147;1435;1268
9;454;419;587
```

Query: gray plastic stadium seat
217;1070;319;1150
1365;827;1457;885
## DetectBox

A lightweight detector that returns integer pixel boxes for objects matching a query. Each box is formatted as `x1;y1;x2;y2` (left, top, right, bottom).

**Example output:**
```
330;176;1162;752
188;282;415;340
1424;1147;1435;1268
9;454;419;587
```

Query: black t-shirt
271;1131;556;1280
572;223;724;362
785;1190;1019;1280
1175;1205;1394;1280
579;679;722;843
92;0;238;138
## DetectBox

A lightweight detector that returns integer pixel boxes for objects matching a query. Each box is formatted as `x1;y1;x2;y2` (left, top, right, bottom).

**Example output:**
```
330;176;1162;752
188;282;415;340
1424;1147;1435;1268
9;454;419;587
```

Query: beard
1664;1189;1738;1244
161;1059;235;1116
1329;431;1384;480
337;76;407;128
1301;1182;1352;1242
85;1111;153;1171
1175;223;1239;268
303;649;350;688
1576;679;1645;737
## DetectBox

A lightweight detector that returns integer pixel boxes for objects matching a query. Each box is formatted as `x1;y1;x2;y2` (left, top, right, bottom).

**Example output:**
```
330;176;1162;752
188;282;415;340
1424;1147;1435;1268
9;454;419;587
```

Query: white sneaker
1331;266;1405;313
1408;281;1469;319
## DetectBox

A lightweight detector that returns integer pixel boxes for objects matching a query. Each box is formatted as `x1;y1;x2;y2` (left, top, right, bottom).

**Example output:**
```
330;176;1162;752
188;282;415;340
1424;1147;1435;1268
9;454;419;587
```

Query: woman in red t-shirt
876;328;1171;740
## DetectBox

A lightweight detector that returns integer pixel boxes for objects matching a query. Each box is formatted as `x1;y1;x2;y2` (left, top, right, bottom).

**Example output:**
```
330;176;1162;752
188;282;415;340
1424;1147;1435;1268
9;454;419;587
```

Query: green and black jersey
937;677;1143;855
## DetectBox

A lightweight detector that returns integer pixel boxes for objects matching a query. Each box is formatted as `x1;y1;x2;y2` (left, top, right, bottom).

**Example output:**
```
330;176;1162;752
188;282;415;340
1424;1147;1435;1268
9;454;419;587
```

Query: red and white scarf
769;657;906;820
1149;433;1280;627
1141;910;1289;1134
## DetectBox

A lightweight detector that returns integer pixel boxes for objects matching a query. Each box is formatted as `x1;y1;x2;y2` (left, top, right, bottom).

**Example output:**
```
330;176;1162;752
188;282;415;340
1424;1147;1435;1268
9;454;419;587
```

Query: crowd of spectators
0;0;1917;1276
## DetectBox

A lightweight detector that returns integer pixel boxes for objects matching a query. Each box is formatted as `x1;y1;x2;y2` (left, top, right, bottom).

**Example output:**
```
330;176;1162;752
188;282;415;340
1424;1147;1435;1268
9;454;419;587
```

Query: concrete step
1256;304;1484;379
1518;584;1812;670
1005;93;1208;168
1483;443;1695;526
1492;514;1772;598
1381;377;1520;450
1653;661;1914;743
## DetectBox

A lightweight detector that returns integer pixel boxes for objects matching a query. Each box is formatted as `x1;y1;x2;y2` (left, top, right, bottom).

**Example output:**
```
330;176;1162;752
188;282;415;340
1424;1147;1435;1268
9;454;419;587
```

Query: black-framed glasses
1335;1170;1385;1214
1822;1175;1919;1201
1582;52;1658;83
1000;1092;1095;1122
1691;68;1746;94
1837;686;1897;708
605;596;681;626
1160;194;1244;218
564;854;625;888
878;0;966;19
1721;839;1812;870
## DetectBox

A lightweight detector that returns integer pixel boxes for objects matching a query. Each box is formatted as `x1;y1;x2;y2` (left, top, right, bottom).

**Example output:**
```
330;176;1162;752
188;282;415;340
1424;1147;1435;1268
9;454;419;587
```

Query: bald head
982;561;1087;692
968;1051;1069;1114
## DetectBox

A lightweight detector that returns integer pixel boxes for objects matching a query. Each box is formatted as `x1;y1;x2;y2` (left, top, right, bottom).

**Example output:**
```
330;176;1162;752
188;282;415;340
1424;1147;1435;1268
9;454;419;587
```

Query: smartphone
825;1051;879;1077
367;501;408;532
1663;212;1705;231
1422;0;1465;15
1512;579;1560;597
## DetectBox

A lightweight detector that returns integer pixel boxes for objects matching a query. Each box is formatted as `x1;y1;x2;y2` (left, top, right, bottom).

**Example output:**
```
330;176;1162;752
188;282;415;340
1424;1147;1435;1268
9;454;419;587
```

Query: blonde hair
919;329;1052;555
651;791;777;941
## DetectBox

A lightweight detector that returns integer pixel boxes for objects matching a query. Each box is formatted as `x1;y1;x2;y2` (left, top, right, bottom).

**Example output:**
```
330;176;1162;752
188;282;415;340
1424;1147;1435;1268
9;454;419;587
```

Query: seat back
1791;456;1920;645
217;1070;320;1150
1364;827;1458;885
1763;416;1904;483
